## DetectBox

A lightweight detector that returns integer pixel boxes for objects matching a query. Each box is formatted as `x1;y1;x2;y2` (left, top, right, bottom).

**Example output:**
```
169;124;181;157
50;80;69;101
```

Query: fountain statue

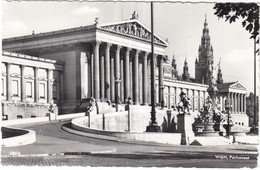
194;61;229;136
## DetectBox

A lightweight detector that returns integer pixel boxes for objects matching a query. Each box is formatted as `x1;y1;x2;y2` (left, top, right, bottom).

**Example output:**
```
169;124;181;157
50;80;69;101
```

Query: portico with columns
3;18;168;112
216;82;248;126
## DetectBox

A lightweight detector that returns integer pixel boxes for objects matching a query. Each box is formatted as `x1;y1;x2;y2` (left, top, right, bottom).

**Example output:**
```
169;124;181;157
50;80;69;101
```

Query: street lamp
225;100;232;137
115;78;121;112
146;2;161;132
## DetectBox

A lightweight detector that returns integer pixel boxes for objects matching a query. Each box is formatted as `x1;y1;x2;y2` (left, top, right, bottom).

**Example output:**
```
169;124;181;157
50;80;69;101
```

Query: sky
2;1;256;93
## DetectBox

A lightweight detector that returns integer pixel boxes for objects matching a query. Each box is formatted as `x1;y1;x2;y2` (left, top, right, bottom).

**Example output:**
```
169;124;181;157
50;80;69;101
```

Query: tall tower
195;15;214;84
216;65;223;84
182;58;190;82
171;54;178;79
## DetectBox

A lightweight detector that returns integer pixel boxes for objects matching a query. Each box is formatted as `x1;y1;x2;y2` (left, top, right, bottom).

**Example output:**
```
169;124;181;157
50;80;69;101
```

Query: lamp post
146;2;161;132
115;78;121;112
225;100;232;137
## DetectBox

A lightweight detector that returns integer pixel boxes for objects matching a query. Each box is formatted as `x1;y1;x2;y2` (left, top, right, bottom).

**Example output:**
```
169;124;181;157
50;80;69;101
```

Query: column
242;94;244;113
192;89;195;111
105;43;112;101
91;54;94;97
20;65;26;102
198;90;201;111
115;45;122;102
147;55;151;104
230;92;233;113
120;55;124;102
235;93;238;114
110;56;115;102
47;69;53;103
34;67;39;103
125;47;131;101
238;93;241;114
86;56;92;98
244;94;246;113
168;86;171;109
129;56;133;99
93;41;101;101
100;54;105;101
174;87;178;108
143;52;148;105
6;63;11;101
139;57;143;104
59;71;64;103
133;49;140;105
158;55;164;105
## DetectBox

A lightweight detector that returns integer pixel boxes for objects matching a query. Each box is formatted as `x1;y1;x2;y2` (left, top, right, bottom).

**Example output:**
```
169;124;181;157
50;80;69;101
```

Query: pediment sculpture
101;22;165;44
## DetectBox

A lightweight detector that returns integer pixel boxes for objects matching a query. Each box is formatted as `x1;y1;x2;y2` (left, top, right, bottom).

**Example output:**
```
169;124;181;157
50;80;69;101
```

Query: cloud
71;5;100;16
3;20;28;38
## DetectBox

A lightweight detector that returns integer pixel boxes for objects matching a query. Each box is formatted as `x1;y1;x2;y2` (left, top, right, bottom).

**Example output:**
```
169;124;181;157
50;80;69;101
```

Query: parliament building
1;13;248;126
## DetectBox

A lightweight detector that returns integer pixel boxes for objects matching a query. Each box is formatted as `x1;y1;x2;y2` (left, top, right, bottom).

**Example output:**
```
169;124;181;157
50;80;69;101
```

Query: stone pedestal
146;123;161;132
195;123;220;136
177;114;194;145
177;114;194;132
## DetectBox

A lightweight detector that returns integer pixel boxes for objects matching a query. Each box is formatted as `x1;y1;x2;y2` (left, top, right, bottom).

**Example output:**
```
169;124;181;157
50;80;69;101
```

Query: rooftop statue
131;11;139;19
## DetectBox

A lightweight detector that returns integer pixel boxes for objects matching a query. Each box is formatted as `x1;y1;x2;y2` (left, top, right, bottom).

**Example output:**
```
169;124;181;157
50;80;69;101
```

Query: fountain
193;61;230;136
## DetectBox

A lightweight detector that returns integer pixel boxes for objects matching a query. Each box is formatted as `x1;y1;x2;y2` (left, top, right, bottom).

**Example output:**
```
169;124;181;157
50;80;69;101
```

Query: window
26;82;32;98
39;83;45;99
12;80;19;96
53;84;57;100
1;78;4;96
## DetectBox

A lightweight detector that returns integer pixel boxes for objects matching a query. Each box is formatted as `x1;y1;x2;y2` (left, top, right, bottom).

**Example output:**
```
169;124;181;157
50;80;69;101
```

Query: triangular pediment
230;82;247;90
99;19;168;46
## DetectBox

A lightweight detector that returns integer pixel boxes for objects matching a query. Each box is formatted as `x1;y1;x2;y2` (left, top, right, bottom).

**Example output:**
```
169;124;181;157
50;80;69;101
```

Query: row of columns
90;41;164;105
3;62;62;104
228;92;246;114
160;85;207;111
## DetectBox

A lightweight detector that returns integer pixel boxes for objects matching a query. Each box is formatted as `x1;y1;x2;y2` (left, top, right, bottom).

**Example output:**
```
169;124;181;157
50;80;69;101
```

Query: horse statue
177;92;192;114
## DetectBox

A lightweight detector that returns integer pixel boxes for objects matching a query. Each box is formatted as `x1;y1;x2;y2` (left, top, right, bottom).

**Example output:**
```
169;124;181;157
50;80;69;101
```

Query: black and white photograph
1;0;259;168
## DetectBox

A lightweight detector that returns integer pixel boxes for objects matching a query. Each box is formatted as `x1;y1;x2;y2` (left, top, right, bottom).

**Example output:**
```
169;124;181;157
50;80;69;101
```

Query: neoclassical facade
1;51;63;120
2;14;248;126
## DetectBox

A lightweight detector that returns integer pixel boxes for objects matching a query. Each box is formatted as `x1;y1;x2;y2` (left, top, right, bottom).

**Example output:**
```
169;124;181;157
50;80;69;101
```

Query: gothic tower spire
216;61;224;84
182;58;190;82
171;54;178;79
195;15;214;85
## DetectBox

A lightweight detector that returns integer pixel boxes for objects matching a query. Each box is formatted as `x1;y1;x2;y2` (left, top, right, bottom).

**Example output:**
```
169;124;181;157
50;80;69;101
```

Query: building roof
3;18;168;48
2;51;64;65
216;81;247;92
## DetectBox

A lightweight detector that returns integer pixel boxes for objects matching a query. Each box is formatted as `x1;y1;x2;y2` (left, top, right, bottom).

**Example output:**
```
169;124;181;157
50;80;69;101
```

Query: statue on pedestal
177;92;191;114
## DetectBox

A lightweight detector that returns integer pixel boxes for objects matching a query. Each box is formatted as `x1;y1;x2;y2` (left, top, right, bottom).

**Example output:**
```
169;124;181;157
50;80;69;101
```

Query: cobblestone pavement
1;154;257;167
1;121;258;168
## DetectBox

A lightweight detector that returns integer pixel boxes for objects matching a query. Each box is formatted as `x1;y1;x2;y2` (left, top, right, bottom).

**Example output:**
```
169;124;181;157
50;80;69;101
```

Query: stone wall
88;104;181;133
2;102;52;120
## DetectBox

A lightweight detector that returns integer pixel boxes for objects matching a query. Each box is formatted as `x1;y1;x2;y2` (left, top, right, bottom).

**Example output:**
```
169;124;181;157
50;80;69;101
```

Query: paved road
1;121;258;167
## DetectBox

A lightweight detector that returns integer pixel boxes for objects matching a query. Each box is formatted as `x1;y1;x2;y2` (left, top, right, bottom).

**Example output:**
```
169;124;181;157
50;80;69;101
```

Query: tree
246;92;259;127
213;3;259;53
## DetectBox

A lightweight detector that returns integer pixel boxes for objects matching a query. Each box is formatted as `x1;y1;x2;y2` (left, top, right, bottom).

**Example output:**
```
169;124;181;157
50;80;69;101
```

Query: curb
62;123;179;147
62;124;121;142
